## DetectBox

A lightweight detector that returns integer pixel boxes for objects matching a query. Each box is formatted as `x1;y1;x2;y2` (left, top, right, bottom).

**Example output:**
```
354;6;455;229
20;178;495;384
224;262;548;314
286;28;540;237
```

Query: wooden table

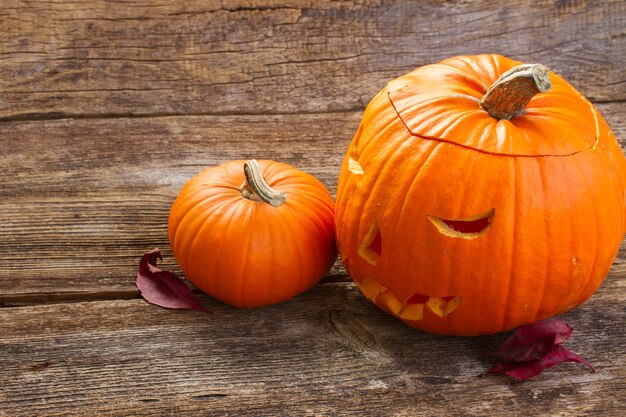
1;1;625;415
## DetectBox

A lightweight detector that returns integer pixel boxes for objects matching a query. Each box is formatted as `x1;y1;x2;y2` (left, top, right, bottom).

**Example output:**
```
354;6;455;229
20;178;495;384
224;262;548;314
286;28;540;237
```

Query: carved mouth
428;208;495;239
355;277;462;321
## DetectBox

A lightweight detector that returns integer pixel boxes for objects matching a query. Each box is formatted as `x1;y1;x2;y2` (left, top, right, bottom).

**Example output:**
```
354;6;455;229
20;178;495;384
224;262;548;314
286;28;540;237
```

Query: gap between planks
0;108;364;123
0;99;624;124
0;274;353;308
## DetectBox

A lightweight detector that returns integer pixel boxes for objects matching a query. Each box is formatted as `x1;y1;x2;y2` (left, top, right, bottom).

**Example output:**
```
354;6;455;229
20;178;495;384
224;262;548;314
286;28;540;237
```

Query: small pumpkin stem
480;63;552;120
239;160;286;207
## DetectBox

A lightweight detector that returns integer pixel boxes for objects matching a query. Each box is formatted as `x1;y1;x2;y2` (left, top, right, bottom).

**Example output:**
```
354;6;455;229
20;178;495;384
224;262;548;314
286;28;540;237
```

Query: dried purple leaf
488;317;594;380
136;248;212;314
496;317;573;362
489;345;595;381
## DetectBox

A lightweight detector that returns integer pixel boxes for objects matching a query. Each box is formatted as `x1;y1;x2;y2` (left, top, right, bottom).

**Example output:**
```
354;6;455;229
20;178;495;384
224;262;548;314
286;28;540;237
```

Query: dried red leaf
136;248;212;314
489;345;595;380
496;317;573;362
487;317;594;380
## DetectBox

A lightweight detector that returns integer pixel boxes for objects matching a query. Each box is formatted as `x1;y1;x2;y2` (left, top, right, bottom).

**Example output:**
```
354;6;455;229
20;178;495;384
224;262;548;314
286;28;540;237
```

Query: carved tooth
444;296;463;316
378;289;403;315
399;303;424;321
355;277;382;302
427;297;448;317
427;296;463;317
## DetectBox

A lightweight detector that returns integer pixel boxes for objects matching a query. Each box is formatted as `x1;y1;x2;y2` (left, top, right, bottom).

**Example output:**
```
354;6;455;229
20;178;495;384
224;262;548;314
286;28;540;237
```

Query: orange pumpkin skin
169;160;337;308
335;54;626;336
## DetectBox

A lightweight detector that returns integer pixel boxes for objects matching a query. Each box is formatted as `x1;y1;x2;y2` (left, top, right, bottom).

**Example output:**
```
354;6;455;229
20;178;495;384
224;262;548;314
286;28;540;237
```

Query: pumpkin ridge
278;209;307;302
533;157;551;323
386;89;599;158
444;57;490;92
177;195;240;276
170;187;235;249
279;186;333;206
264;207;278;307
534;160;548;317
385;141;441;230
286;199;330;251
436;106;482;139
566;155;600;308
498;157;518;333
199;200;243;302
284;191;335;247
385;142;443;295
235;203;253;308
287;197;333;242
430;146;480;333
291;202;334;293
358;106;408;162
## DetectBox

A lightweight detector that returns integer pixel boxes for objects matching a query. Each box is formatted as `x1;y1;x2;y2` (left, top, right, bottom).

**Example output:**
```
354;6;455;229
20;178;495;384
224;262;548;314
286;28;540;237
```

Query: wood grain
0;279;624;417
1;0;624;120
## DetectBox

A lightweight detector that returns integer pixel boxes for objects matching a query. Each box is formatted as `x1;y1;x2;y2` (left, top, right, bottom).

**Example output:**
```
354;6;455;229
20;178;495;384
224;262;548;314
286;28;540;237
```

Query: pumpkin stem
239;160;286;207
480;64;551;120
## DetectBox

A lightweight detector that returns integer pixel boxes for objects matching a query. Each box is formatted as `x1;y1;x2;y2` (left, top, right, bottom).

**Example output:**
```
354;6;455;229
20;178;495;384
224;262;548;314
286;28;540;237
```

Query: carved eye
357;223;382;265
428;208;495;239
348;156;364;175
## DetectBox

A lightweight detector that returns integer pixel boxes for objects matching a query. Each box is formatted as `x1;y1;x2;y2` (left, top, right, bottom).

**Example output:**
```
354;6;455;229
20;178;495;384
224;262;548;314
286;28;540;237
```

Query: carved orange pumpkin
336;54;626;335
169;160;337;308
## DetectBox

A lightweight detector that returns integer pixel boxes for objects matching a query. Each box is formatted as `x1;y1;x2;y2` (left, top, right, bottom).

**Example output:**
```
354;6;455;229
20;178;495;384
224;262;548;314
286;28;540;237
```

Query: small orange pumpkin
169;159;337;308
336;54;626;335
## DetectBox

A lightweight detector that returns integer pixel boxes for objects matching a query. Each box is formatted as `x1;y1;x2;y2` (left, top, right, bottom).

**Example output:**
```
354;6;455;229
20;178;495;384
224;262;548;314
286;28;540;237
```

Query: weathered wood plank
598;102;626;141
0;112;361;198
1;104;625;300
0;278;623;417
1;0;624;120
